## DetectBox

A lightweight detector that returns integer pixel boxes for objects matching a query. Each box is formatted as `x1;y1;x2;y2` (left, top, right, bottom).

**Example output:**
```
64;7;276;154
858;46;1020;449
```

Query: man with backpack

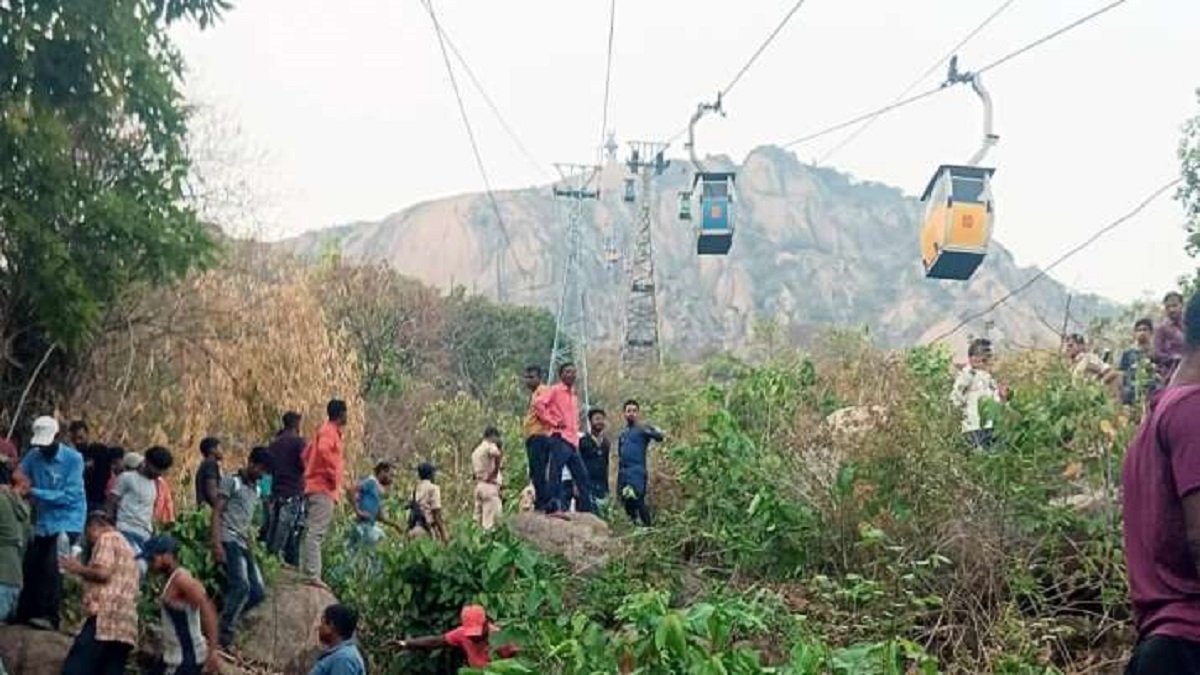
406;463;446;542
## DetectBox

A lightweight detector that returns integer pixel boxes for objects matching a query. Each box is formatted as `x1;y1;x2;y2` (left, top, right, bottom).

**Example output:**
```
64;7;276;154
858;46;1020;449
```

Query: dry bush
67;258;365;500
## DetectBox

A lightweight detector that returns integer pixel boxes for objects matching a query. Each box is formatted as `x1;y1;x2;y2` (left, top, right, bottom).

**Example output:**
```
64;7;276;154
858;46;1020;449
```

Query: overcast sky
174;0;1200;302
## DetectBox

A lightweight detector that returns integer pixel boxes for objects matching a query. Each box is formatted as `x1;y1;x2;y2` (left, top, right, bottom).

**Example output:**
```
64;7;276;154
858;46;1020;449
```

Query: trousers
474;481;502;531
300;493;335;581
61;616;132;675
1126;634;1200;675
547;438;594;513
218;540;265;648
16;533;76;628
266;495;305;566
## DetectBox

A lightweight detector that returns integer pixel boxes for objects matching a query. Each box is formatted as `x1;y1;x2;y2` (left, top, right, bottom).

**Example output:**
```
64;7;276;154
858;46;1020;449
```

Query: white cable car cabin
623;177;636;203
694;171;736;256
919;164;994;280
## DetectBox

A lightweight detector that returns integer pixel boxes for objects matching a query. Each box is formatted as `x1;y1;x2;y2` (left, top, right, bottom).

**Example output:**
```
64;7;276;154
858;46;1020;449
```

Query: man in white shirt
1064;333;1120;398
107;447;173;569
951;339;1002;451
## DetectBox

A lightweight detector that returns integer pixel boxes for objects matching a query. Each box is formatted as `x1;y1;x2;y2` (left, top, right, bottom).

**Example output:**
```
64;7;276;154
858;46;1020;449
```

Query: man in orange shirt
523;365;554;513
540;363;593;514
300;399;348;588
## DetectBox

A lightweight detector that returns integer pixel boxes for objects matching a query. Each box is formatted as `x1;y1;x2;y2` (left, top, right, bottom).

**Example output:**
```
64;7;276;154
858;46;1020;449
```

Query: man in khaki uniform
407;463;446;542
471;428;503;532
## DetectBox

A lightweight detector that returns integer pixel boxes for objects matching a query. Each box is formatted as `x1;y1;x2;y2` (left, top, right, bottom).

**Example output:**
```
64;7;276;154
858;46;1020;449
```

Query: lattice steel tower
548;163;600;411
620;141;669;377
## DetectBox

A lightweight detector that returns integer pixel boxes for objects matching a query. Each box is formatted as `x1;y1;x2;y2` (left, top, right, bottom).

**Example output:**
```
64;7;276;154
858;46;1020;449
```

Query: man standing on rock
540;363;593;514
579;408;611;509
618;400;665;527
301;399;348;588
16;415;85;630
471;428;503;532
1124;289;1200;673
267;411;306;566
60;512;139;675
523;365;553;512
144;536;222;675
211;447;271;650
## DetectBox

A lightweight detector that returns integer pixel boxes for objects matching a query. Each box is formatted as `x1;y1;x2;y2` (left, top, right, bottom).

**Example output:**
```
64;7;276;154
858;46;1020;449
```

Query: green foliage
0;0;223;362
443;288;557;405
665;409;819;578
324;524;564;675
1180;88;1200;258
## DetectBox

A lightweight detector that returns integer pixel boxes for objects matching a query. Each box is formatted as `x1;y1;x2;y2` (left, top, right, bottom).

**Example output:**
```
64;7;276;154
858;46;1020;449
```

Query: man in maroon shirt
1155;291;1186;381
1124;289;1200;673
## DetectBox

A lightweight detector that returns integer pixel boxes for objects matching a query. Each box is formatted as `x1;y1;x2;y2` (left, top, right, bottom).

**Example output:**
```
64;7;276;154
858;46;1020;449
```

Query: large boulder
508;511;615;573
0;625;73;675
238;571;337;675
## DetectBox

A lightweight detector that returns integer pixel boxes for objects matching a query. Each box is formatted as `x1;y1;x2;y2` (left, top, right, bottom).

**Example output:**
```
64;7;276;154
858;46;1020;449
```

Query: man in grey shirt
210;447;271;649
108;447;172;558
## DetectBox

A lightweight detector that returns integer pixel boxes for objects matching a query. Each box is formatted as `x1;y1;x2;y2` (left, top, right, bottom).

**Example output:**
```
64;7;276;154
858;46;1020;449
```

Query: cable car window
950;175;985;203
703;180;729;198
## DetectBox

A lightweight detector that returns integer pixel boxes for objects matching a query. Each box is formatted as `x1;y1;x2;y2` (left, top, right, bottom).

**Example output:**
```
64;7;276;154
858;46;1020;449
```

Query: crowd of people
952;291;1189;452
0;353;668;672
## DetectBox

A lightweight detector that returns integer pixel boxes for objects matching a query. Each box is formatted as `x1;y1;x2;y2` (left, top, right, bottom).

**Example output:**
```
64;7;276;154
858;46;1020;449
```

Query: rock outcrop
238;571;338;675
508;512;615;574
0;625;73;675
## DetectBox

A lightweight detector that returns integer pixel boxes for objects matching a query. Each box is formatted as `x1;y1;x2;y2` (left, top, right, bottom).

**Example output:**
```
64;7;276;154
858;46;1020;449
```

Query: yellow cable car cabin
919;164;994;280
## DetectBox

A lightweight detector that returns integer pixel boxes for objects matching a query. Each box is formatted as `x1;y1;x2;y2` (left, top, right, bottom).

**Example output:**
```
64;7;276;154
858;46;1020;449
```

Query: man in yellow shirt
522;365;553;512
471;428;503;531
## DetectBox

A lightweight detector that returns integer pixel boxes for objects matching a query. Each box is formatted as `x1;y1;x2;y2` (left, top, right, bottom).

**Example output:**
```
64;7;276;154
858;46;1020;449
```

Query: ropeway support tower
549;162;600;412
620;141;669;377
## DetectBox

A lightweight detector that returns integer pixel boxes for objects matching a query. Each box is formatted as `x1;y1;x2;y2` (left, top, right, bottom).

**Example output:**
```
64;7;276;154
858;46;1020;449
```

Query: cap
123;453;144;471
30;416;59;447
140;536;180;560
460;605;487;638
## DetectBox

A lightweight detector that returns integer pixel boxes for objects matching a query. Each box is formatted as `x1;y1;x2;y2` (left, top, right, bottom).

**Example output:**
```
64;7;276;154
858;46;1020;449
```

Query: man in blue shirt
617;400;665;527
309;604;366;675
16;415;86;630
350;462;396;551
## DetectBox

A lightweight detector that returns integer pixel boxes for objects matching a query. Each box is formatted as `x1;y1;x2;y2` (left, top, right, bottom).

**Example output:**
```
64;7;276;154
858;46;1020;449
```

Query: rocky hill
284;145;1111;357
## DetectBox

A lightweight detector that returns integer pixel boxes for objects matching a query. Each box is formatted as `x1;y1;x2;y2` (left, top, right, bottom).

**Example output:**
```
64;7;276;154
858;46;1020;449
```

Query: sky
173;0;1200;302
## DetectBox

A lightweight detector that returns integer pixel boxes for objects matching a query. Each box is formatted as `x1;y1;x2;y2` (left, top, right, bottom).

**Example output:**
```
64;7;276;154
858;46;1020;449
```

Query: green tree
442;288;557;403
0;0;228;413
1180;89;1200;259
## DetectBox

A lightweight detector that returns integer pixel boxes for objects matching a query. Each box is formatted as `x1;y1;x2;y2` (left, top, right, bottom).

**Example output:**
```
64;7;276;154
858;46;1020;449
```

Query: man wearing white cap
16;415;86;630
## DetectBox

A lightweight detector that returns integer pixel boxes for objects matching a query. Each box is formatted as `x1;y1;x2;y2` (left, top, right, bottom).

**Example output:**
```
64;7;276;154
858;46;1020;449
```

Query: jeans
547;438;594;513
349;522;384;549
61;616;132;675
266;495;304;566
300;493;335;581
525;436;551;512
1126;634;1200;674
218;540;265;648
119;529;149;578
16;532;77;629
623;492;652;527
0;584;19;621
966;428;995;452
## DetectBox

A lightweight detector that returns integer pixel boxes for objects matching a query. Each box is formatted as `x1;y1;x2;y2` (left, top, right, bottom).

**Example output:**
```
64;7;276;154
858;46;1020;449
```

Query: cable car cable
664;0;813;146
421;0;550;180
421;0;533;277
782;0;1129;150
598;0;617;151
721;0;812;100
924;176;1181;345
818;0;1017;165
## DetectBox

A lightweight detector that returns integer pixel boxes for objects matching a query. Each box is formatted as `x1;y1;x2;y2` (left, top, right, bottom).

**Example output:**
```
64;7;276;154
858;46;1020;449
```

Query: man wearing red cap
395;604;517;667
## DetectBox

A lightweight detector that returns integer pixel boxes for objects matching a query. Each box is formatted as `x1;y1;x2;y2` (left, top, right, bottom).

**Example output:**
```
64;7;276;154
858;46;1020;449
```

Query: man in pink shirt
1124;290;1200;673
539;363;594;514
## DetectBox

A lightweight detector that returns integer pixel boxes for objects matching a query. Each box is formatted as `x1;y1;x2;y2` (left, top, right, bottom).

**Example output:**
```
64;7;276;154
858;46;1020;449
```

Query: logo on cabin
711;205;722;218
962;214;974;229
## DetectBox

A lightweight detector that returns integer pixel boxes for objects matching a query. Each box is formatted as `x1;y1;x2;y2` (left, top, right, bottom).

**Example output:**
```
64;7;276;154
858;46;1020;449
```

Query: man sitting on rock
395;604;517;668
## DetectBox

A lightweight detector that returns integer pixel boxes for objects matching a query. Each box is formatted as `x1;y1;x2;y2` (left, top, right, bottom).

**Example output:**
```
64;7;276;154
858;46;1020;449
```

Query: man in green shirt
0;462;31;620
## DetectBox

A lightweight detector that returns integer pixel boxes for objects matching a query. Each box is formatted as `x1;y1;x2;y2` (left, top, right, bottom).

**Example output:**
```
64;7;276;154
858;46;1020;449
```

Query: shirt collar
319;639;358;659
